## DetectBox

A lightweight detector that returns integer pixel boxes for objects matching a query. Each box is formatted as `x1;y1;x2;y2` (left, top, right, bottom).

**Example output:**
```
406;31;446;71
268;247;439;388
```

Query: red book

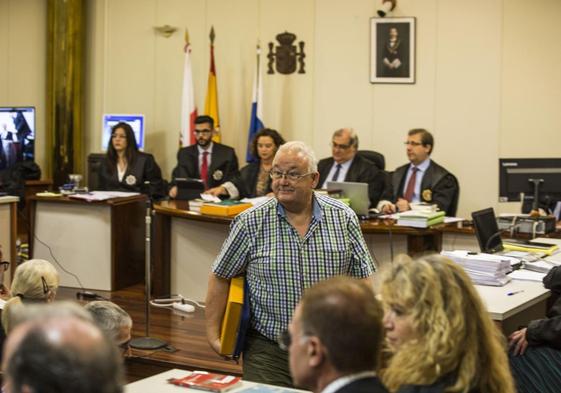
168;372;242;393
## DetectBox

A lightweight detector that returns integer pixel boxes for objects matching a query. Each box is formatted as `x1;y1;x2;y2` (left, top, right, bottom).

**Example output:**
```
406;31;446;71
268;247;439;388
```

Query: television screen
101;114;145;151
0;106;35;170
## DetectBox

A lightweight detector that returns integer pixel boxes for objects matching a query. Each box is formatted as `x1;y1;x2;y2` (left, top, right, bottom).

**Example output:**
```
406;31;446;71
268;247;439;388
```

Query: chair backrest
448;173;460;217
358;150;385;171
87;153;105;190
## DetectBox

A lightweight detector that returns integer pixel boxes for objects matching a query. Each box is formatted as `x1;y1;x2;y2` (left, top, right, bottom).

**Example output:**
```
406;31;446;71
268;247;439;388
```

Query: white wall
4;0;561;218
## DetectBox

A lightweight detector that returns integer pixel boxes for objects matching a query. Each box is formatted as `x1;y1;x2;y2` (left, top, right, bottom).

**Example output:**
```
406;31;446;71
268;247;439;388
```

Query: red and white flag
181;30;197;146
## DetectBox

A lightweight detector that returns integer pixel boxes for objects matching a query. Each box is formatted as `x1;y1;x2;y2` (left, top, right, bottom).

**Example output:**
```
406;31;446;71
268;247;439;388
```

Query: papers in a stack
397;210;445;228
68;191;139;202
503;239;559;256
441;250;512;286
523;259;560;273
188;199;204;213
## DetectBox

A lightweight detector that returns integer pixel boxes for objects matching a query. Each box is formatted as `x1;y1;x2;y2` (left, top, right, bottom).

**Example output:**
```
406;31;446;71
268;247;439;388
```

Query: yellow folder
219;276;245;356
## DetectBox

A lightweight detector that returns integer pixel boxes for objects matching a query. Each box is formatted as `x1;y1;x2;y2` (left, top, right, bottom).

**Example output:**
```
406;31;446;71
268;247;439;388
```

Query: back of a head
85;300;132;343
379;254;514;393
2;259;59;334
6;315;124;393
300;276;383;373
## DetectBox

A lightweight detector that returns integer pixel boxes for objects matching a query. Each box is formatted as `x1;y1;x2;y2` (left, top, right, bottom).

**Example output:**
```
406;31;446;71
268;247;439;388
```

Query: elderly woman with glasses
1;259;59;339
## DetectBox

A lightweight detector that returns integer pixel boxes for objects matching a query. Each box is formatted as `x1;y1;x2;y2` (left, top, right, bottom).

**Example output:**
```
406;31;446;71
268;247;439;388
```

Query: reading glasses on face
195;129;212;135
270;170;314;181
330;142;352;150
404;141;423;146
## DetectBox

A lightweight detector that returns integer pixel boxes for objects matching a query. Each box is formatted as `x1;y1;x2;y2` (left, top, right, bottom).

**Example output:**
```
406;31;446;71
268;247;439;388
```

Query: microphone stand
130;182;167;350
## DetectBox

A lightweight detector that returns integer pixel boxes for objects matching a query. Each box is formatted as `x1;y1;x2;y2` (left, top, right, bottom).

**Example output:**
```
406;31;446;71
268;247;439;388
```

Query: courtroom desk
441;223;561;252
18;179;53;240
28;194;146;291
125;368;307;393
0;196;18;286
152;201;443;299
476;280;550;335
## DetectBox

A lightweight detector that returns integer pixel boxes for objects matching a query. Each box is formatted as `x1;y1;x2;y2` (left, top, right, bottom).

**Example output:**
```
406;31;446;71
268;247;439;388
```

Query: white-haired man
205;141;376;387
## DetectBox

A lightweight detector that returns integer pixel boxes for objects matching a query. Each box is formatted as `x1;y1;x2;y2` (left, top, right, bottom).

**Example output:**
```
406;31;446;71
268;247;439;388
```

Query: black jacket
336;376;389;393
98;152;166;199
231;161;272;199
170;143;239;189
527;266;561;349
317;155;387;208
383;160;459;216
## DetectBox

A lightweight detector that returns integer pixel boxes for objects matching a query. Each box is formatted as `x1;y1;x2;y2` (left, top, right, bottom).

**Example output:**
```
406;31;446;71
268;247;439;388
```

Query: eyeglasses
194;129;212;135
0;261;9;271
330;142;352;150
404;141;423;147
118;339;132;357
41;276;49;294
270;170;314;182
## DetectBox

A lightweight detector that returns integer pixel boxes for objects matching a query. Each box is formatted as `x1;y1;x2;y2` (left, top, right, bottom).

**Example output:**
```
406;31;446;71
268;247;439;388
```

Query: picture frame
370;17;416;84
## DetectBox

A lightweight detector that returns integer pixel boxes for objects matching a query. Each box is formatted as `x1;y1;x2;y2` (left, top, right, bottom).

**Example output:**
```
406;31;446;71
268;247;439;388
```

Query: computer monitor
101;114;145;151
471;207;503;253
499;158;561;212
326;181;370;217
0;106;35;170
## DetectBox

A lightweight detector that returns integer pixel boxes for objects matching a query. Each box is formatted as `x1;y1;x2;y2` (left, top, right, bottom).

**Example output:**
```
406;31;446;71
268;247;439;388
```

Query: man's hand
396;198;410;212
169;186;178;198
509;328;529;356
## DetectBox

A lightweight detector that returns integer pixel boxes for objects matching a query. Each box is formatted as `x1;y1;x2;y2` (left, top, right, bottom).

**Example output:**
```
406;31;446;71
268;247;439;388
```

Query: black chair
448;173;460;217
357;150;385;171
87;153;105;191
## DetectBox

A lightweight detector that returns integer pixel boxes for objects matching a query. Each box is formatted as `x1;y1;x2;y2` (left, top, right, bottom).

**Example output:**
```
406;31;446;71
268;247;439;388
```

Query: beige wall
4;0;561;218
0;0;47;172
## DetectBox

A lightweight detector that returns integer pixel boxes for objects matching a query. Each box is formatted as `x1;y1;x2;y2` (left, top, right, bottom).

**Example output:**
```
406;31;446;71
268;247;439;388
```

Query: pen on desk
507;290;525;296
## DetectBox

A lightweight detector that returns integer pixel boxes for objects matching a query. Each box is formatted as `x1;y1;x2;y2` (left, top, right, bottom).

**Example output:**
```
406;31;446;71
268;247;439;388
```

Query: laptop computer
175;178;205;201
326;181;369;217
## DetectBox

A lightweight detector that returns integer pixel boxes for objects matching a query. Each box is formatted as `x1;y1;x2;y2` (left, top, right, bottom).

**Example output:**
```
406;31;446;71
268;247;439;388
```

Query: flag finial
184;29;190;45
209;26;215;44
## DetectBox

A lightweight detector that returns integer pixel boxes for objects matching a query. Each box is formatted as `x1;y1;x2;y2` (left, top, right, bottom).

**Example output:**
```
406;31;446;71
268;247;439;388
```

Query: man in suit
317;128;386;208
285;276;388;393
169;115;239;198
379;128;459;216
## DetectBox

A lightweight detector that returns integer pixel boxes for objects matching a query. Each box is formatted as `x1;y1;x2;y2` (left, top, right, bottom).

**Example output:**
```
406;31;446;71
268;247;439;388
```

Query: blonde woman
379;255;515;393
1;259;59;334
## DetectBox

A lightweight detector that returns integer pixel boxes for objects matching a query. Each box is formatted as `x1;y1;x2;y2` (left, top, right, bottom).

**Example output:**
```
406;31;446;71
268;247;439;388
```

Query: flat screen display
0;106;35;170
101;114;145;151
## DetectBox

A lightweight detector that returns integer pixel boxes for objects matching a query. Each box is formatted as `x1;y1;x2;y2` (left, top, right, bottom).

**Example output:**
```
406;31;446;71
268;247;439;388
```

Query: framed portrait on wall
370;17;416;84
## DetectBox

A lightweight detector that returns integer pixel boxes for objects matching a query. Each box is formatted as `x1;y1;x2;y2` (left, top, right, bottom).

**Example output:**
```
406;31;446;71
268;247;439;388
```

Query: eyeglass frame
194;129;213;135
0;261;9;271
270;170;315;182
403;141;424;147
330;141;353;150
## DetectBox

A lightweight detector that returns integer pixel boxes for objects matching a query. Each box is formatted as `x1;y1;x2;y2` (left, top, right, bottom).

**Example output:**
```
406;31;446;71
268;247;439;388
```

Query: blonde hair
2;259;59;333
379;255;515;393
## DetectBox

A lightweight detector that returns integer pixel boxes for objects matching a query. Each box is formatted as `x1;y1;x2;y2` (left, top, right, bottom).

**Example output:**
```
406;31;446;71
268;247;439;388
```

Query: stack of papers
397;210;445;228
68;191;139;202
441;250;512;286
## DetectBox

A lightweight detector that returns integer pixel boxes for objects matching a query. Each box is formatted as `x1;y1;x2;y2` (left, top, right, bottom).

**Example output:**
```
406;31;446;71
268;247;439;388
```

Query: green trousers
242;330;293;388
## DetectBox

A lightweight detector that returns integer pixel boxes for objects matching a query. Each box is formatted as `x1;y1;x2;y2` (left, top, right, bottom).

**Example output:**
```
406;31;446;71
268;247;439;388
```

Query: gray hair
273;141;318;173
333;128;359;149
85;301;132;343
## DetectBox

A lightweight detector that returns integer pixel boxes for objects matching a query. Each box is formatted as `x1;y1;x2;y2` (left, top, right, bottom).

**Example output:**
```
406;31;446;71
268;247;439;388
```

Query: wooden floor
58;284;242;382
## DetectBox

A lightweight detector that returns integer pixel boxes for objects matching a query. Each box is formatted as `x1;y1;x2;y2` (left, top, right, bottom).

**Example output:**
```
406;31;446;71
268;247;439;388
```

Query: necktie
201;151;209;189
332;164;342;182
403;167;418;202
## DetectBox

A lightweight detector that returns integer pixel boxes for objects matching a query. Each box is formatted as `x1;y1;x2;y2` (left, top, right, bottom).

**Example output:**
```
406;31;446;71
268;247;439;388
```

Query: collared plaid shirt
212;193;376;341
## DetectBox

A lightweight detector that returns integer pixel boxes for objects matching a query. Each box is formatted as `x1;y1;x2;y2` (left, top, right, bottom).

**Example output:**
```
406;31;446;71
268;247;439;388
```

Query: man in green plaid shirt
206;141;376;387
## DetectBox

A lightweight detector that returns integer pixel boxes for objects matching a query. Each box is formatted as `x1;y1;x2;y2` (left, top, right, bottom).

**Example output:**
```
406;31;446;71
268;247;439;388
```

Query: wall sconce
154;25;178;38
377;0;396;17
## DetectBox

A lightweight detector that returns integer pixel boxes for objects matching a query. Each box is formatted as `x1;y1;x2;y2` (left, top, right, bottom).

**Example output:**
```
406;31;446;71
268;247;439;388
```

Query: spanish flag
204;26;220;143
